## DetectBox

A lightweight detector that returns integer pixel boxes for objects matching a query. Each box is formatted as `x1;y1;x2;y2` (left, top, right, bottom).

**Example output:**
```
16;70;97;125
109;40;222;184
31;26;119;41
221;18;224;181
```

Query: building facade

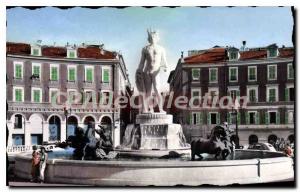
168;43;294;146
6;41;132;148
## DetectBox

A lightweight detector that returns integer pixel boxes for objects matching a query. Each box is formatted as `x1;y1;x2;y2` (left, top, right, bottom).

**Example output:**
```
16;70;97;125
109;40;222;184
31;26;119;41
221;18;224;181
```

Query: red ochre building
168;42;294;146
6;41;133;148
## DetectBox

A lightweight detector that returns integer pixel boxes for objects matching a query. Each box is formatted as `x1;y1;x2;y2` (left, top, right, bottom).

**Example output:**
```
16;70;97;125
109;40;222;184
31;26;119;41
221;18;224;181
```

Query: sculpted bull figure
191;124;233;161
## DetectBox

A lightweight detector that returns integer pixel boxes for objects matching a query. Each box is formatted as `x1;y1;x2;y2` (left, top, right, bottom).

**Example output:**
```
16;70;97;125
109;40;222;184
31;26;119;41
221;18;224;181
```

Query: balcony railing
6;145;37;154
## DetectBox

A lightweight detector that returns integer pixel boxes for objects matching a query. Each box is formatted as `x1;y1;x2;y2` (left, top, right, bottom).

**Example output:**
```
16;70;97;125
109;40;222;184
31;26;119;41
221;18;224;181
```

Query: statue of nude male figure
135;29;168;113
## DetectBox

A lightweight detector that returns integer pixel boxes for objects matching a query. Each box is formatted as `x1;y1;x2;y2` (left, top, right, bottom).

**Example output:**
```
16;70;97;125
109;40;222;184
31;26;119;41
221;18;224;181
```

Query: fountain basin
14;150;294;186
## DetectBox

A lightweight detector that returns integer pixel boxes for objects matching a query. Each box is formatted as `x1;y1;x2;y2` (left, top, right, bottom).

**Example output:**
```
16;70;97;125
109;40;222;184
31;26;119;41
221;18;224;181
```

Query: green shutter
237;112;240;125
227;114;231;124
86;69;93;82
197;112;202;124
276;112;280;124
256;112;260;124
217;113;220;124
68;68;75;81
188;113;192;125
103;69;110;83
51;67;58;81
207;113;211;125
285;88;289;101
15;65;22;79
265;112;269;125
33;90;40;102
245;112;249;125
15;89;22;102
288;65;294;79
285;111;288;124
109;92;113;104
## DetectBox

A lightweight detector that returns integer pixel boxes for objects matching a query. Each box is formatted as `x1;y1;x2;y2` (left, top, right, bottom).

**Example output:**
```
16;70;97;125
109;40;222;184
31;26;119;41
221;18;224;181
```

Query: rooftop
6;42;118;60
183;44;294;64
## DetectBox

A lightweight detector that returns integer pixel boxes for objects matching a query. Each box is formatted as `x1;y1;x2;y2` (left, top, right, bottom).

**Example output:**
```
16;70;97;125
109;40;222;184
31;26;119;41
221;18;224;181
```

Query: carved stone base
136;113;173;124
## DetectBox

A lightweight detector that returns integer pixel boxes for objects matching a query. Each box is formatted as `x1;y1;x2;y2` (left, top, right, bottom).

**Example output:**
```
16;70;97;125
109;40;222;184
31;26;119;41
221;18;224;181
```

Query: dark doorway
48;116;61;141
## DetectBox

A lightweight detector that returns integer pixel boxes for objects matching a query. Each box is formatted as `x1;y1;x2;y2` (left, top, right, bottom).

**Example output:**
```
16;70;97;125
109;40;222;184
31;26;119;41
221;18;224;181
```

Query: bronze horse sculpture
191;125;234;161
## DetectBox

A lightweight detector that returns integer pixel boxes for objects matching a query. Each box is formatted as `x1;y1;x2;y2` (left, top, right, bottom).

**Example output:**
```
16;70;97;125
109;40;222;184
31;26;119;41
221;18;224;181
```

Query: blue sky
6;7;293;90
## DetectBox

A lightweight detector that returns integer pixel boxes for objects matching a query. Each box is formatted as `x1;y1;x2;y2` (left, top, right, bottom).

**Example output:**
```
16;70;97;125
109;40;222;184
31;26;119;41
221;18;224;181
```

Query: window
32;63;41;79
229;52;238;60
68;50;76;58
248;112;256;125
50;65;59;81
100;91;112;105
68;66;76;82
31;134;42;145
14;62;23;79
288;63;294;79
192;68;200;80
14;114;23;129
228;112;236;124
247;87;258;102
84;91;93;103
32;88;42;103
269;112;277;124
229;89;239;100
85;66;94;82
12;134;24;145
288;87;295;101
32;48;40;56
13;87;24;102
209;68;218;83
287;111;294;124
229;67;238;82
209;113;218;125
67;90;77;104
268;49;278;58
102;68;110;83
267;87;278;102
49;89;59;103
248;66;257;81
191;89;201;98
268;65;277;80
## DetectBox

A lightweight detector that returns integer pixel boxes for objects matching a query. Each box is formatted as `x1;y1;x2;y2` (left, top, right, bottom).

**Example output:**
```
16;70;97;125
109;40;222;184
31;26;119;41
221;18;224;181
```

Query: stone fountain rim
15;150;291;168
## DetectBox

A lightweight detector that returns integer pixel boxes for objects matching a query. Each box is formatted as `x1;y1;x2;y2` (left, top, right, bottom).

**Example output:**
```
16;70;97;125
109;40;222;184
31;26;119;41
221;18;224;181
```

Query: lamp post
64;107;72;141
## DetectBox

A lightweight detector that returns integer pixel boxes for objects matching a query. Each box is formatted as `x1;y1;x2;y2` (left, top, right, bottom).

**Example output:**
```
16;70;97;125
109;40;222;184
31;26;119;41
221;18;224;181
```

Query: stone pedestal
136;113;189;150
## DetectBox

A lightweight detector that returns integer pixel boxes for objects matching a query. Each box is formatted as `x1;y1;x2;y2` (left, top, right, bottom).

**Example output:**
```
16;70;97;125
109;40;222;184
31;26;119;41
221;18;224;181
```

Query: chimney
242;41;246;46
181;51;184;59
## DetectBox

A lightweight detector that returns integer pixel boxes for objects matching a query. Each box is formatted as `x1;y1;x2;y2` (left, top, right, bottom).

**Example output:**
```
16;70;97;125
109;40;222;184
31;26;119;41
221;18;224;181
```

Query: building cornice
182;57;293;68
7;54;119;65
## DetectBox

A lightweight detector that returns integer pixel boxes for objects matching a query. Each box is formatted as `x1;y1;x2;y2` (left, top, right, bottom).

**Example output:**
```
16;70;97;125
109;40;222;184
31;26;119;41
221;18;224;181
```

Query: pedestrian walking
30;145;40;182
39;146;48;183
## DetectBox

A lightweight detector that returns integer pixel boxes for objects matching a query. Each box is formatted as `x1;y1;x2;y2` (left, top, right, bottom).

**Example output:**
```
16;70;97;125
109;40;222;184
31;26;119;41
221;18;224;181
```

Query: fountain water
117;113;190;158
